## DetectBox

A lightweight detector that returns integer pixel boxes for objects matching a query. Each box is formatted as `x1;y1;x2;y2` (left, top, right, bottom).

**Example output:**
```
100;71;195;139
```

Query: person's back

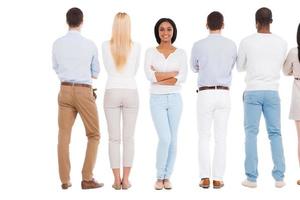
102;40;140;89
191;11;236;189
237;7;286;189
52;7;103;190
101;12;140;190
53;31;98;84
192;34;236;86
237;33;286;90
283;23;300;186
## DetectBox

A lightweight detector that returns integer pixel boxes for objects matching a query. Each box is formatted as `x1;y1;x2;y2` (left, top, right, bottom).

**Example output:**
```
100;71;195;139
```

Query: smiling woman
144;17;188;190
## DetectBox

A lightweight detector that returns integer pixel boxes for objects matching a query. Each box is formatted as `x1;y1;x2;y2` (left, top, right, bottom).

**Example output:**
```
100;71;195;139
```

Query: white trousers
197;90;230;180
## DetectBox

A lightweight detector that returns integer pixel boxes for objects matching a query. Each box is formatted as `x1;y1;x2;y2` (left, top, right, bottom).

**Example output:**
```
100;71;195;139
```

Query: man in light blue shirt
52;7;103;190
191;11;237;189
52;22;100;84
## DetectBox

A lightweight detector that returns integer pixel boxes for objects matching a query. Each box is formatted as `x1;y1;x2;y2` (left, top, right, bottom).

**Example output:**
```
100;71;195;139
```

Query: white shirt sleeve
134;43;141;75
237;40;247;72
101;41;110;74
144;48;157;83
176;50;188;83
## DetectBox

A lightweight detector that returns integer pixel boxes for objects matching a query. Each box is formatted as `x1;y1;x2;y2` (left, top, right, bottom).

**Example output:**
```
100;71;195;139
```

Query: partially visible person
283;23;300;186
237;7;287;188
52;7;103;190
102;12;140;190
144;18;187;190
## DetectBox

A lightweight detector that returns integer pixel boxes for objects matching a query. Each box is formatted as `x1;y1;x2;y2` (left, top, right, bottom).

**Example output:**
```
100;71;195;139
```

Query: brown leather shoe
81;178;104;189
213;180;224;189
199;178;210;189
61;182;72;190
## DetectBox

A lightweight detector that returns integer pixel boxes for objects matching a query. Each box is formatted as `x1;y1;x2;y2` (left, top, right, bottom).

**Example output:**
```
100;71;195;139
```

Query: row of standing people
52;7;300;190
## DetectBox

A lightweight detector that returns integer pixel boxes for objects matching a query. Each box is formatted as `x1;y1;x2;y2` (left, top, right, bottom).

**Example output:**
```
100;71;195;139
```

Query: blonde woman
102;12;140;190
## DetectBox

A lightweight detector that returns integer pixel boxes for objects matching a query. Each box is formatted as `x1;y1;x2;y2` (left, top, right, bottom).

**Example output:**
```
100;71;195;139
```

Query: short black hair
154;18;177;44
255;7;273;26
207;11;224;30
66;7;83;27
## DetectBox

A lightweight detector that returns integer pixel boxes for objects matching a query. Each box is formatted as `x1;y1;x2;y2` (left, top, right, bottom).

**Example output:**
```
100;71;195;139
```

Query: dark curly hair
255;7;273;26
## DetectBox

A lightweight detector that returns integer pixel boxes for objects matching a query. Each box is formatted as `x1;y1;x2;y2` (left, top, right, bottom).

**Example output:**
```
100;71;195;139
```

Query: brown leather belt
61;82;92;88
295;78;300;80
197;86;229;92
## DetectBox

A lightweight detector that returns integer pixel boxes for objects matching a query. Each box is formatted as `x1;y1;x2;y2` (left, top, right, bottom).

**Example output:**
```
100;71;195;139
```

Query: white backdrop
0;0;299;199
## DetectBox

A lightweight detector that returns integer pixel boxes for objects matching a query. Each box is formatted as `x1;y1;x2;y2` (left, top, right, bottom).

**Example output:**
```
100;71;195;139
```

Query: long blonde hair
110;12;132;71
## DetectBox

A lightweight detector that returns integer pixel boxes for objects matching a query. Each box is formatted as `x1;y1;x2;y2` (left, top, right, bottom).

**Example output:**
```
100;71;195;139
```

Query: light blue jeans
150;93;182;180
243;91;285;182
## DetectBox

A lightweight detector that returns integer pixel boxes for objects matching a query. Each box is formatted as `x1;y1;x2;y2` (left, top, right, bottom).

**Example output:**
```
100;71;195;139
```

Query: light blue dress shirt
52;30;100;85
191;34;237;87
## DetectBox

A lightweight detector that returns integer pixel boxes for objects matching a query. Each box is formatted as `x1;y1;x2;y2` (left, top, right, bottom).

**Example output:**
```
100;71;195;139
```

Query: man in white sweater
237;7;287;188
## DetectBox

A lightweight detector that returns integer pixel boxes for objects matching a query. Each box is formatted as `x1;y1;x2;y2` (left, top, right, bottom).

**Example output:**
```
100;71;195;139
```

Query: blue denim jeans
243;91;285;182
150;93;182;179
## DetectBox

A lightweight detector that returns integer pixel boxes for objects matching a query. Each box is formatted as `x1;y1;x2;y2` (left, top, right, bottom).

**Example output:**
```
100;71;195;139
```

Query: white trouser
197;90;230;180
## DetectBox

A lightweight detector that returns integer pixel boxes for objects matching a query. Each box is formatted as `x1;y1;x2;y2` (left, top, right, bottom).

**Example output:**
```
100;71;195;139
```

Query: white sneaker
241;179;257;188
275;181;285;188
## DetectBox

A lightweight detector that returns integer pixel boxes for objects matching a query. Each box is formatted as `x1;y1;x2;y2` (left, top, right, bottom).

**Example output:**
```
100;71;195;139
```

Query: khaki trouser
104;89;139;169
57;85;100;183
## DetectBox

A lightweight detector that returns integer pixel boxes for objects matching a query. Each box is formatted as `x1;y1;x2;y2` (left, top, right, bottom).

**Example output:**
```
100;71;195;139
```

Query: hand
172;71;179;76
156;77;177;85
151;65;156;71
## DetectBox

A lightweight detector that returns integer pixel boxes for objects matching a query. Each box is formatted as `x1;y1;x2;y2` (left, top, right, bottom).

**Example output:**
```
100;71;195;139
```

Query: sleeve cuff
151;71;157;83
92;71;99;78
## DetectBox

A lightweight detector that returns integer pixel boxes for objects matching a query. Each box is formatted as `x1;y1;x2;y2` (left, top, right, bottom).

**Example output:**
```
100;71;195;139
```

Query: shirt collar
68;30;81;34
208;33;221;36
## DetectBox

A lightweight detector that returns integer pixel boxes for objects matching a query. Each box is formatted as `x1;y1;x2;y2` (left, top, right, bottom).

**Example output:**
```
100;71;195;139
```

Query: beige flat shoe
163;179;172;190
112;183;122;190
122;183;132;190
154;180;164;190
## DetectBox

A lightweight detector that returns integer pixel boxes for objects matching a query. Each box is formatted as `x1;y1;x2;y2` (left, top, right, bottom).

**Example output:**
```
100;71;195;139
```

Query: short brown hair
207;11;223;31
66;7;83;27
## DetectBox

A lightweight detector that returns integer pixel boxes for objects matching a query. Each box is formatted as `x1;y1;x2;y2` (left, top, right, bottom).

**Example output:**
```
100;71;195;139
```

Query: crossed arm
151;66;178;85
